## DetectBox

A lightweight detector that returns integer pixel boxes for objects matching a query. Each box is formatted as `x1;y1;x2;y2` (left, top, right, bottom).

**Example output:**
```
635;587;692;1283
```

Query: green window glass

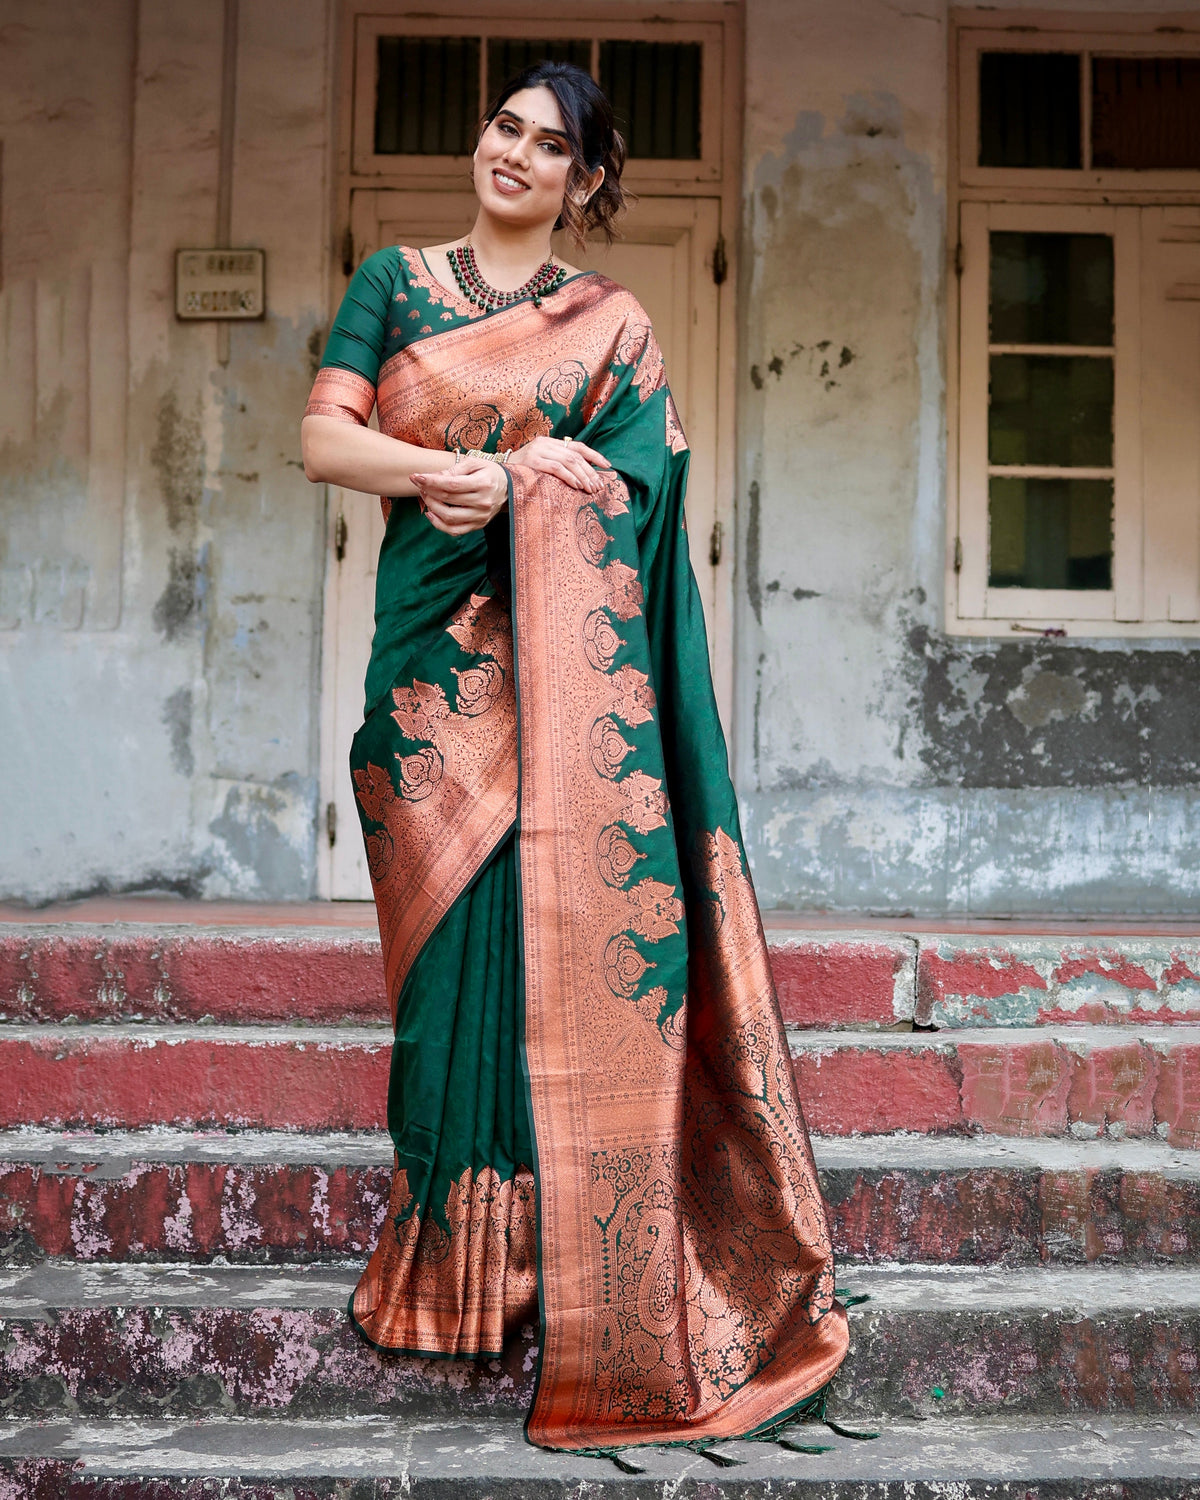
987;231;1114;591
375;37;480;155
990;232;1113;347
989;477;1113;590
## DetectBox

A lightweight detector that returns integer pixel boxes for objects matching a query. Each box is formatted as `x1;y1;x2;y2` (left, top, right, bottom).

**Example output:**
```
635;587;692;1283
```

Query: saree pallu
306;250;849;1452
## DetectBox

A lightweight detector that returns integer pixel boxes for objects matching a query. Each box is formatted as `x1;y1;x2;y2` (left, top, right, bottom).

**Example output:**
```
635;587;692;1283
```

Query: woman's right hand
509;436;610;494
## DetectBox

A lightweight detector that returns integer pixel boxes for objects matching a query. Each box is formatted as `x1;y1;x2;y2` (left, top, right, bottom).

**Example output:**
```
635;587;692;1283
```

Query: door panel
324;188;722;897
1141;206;1200;622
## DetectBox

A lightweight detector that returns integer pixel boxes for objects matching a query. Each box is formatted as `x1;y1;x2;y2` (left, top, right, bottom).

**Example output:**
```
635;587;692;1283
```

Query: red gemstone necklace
448;240;567;311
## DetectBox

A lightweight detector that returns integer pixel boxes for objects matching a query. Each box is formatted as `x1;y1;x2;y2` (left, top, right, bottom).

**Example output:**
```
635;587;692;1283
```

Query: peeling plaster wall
0;0;329;902
4;0;1198;913
737;0;1200;915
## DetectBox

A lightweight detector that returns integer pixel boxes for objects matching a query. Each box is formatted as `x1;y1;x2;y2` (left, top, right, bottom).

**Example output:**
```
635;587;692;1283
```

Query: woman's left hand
411;457;509;536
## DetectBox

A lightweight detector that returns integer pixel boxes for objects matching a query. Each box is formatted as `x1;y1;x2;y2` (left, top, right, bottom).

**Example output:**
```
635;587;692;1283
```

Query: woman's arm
300;414;458;495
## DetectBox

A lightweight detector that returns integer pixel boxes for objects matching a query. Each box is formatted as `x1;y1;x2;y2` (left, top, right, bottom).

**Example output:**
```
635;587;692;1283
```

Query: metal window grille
600;41;701;159
979;52;1082;169
375;36;481;155
486;39;592;100
1092;57;1200;169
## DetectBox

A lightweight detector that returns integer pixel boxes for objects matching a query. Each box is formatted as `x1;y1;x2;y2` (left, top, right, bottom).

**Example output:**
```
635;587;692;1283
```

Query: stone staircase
1;913;1199;1495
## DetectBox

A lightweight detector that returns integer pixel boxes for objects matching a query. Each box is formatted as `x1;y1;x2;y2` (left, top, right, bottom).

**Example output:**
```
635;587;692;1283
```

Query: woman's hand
509;436;611;493
411;456;510;536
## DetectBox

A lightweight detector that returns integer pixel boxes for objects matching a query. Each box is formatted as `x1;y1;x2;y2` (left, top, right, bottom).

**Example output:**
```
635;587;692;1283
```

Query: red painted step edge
917;937;1200;1027
0;931;387;1025
3;1029;1197;1147
0;1032;391;1131
0;929;913;1029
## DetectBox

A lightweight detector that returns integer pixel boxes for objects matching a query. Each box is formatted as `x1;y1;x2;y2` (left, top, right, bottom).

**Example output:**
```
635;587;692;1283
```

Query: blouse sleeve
303;248;397;426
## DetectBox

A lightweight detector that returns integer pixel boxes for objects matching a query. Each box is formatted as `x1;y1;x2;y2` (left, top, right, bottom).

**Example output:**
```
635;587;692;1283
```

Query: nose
503;137;530;170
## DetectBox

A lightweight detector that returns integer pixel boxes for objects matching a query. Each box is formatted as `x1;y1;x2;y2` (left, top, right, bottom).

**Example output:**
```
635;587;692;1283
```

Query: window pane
990;232;1113;346
487;38;592;98
375;36;480;155
989;476;1113;589
979;52;1082;168
1092;57;1200;169
600;41;701;158
989;354;1113;467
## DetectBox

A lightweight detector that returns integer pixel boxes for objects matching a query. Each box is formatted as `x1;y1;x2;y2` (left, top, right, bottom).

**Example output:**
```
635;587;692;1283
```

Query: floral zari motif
351;589;518;1025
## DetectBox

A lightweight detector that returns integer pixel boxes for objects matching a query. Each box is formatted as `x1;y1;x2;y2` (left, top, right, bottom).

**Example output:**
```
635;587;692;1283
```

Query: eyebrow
496;107;570;142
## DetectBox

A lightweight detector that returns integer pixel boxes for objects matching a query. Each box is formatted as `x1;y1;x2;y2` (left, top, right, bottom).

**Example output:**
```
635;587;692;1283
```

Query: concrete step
3;1414;1200;1496
3;1022;1198;1144
1;1262;1198;1420
6;923;1199;1030
3;1129;1199;1269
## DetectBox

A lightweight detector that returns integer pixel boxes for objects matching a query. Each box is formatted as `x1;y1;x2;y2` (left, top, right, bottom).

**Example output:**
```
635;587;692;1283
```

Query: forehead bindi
499;88;567;139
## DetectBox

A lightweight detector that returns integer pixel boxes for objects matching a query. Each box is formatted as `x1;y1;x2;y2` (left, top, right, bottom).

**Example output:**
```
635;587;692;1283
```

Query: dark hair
481;61;628;246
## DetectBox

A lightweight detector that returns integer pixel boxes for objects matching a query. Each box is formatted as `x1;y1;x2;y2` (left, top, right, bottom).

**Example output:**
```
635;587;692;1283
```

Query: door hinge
341;226;355;278
709;520;723;567
326;800;337;849
334;510;348;561
953;536;963;572
954;241;964;278
711;235;728;286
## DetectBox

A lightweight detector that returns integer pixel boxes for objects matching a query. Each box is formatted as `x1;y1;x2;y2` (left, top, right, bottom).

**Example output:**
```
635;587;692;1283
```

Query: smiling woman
300;59;848;1460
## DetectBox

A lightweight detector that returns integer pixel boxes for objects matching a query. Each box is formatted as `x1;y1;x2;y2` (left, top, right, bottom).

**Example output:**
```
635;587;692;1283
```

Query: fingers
419;490;497;536
537;459;597;491
414;475;496;508
412;467;492;496
516;453;601;492
568;441;612;469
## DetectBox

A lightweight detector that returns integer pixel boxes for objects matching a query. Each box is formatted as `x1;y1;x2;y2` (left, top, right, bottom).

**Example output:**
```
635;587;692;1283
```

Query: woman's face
473;86;575;233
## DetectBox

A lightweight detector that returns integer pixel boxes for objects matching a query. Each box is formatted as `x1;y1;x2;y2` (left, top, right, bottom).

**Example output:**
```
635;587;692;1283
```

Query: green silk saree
306;246;849;1451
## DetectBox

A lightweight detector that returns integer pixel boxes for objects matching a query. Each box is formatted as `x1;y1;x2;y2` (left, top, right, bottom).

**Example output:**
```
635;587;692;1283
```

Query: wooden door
1140;206;1200;623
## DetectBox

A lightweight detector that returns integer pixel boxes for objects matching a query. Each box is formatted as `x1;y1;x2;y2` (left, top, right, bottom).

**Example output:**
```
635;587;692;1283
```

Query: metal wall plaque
175;249;265;320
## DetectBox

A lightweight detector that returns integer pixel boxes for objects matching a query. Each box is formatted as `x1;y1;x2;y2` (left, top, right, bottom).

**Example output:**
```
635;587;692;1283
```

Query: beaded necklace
448;241;567;311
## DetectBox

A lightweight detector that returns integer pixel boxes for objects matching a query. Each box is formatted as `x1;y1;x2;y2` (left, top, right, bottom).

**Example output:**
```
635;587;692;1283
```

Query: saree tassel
824;1418;881;1441
575;1447;647;1475
777;1438;835;1455
683;1441;744;1468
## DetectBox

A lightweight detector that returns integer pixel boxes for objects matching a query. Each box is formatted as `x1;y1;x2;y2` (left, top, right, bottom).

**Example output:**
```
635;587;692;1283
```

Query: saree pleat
307;244;849;1450
351;830;538;1357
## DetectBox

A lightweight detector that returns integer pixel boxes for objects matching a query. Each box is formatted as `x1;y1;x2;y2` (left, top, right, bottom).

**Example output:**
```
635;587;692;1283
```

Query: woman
301;60;849;1457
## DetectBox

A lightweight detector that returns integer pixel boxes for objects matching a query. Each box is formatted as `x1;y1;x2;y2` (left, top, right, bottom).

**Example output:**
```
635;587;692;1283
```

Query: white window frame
948;10;1200;639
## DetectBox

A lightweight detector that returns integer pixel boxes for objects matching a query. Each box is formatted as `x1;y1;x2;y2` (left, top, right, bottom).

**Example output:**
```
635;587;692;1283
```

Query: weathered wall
0;0;330;902
736;0;1200;915
4;0;1198;913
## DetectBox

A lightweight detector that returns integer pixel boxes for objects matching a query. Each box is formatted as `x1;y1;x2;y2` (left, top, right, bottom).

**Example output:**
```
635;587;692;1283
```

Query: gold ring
563;435;573;444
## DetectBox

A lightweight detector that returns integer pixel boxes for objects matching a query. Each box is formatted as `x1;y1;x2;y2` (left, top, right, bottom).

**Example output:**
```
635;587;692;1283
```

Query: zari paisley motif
513;451;848;1449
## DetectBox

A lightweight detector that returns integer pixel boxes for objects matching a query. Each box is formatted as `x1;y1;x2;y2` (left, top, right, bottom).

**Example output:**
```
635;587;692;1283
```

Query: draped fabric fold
305;246;848;1451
